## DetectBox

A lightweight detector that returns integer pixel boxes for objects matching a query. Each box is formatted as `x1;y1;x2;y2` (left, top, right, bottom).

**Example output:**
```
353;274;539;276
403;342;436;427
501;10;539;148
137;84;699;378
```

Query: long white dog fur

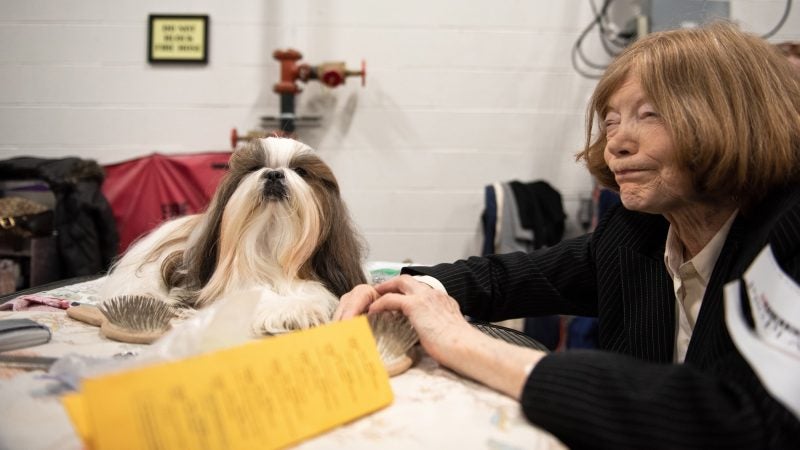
99;137;367;334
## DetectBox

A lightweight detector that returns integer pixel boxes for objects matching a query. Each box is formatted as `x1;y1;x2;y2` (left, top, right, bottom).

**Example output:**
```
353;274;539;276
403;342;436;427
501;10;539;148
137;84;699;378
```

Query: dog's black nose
262;169;288;201
265;170;285;181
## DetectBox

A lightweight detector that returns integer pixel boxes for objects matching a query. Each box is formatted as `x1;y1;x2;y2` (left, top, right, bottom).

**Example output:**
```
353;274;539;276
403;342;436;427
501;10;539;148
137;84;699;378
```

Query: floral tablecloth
0;277;565;450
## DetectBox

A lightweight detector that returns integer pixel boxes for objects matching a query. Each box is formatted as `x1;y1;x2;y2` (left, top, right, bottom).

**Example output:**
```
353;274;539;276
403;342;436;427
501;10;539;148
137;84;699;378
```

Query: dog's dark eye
293;167;308;177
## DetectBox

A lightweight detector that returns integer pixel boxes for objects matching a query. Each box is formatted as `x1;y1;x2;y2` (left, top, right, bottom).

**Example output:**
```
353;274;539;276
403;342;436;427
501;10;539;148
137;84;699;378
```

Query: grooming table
0;277;565;450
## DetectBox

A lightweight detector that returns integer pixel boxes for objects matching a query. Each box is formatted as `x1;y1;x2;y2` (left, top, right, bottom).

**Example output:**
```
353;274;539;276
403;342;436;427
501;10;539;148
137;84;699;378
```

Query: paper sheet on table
61;316;393;450
724;244;800;420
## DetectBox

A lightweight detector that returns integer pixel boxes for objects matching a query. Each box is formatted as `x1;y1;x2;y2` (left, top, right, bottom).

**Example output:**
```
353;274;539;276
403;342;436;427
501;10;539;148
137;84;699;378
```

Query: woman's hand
333;284;381;321
336;275;545;400
367;275;475;365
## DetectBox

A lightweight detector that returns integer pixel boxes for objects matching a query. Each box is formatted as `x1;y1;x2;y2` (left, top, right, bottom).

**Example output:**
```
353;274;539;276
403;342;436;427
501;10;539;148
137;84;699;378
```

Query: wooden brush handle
66;304;105;327
67;303;168;344
385;355;413;376
384;346;419;377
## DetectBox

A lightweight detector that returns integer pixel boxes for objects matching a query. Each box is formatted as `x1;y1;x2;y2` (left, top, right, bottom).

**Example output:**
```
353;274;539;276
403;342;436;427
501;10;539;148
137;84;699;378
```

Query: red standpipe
232;49;366;146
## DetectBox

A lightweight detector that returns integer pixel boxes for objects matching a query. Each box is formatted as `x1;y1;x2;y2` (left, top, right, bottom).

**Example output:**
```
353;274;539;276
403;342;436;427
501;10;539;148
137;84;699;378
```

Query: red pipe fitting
272;48;366;93
273;49;305;94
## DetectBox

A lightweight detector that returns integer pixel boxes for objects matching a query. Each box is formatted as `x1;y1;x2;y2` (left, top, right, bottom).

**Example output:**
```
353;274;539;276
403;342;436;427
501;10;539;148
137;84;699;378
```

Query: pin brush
66;295;176;344
368;311;419;376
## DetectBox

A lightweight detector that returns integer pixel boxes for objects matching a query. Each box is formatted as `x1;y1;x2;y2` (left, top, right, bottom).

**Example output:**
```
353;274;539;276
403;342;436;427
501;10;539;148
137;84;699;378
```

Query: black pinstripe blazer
404;185;800;449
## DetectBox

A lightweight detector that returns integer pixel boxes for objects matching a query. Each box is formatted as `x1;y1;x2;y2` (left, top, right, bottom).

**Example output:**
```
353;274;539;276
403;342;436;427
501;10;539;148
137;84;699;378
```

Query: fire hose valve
272;49;366;93
318;62;346;87
232;49;366;147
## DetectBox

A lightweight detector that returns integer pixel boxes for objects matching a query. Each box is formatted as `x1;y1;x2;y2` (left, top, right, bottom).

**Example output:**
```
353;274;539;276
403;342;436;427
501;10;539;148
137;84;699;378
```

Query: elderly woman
335;22;800;449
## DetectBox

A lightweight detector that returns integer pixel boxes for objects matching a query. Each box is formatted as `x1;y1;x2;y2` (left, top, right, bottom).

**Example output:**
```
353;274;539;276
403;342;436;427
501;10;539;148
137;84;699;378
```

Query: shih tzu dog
98;137;367;335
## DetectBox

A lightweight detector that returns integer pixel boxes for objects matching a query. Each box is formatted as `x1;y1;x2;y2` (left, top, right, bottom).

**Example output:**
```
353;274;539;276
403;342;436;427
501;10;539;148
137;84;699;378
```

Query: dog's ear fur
160;250;204;306
310;192;367;297
292;149;368;296
181;142;267;288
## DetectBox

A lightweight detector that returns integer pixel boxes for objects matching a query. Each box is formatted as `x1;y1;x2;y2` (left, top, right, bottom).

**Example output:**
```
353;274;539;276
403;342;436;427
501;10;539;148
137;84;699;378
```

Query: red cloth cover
102;152;231;254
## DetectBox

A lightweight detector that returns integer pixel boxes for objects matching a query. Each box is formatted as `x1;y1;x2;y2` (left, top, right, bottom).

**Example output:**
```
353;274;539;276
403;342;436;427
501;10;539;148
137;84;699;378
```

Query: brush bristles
99;295;176;332
368;311;418;365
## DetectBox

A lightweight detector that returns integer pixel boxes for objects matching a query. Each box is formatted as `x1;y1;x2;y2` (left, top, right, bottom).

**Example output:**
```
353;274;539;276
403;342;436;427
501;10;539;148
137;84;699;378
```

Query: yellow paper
66;316;392;450
61;393;92;448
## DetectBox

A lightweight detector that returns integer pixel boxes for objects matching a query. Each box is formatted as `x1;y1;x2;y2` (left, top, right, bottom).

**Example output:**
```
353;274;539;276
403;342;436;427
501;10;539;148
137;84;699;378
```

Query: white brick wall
0;0;798;264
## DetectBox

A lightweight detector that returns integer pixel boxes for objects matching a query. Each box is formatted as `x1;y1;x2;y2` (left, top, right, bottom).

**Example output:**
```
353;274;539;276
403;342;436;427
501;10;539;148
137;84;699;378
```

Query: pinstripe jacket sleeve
403;186;800;449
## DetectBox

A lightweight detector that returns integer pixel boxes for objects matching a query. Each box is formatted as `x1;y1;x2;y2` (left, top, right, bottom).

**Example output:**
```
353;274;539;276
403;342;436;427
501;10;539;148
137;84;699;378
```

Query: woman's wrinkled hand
333;283;381;321
339;275;542;399
367;275;474;364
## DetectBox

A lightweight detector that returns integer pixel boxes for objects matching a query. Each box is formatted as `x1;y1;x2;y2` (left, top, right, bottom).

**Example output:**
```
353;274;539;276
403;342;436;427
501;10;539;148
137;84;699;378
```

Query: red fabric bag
102;152;231;253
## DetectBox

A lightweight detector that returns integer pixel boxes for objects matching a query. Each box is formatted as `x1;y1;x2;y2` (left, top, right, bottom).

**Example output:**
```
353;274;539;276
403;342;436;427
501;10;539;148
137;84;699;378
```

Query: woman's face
603;75;695;215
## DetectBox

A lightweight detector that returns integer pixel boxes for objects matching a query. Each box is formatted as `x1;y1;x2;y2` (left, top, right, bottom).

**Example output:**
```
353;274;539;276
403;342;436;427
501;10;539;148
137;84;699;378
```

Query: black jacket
405;185;800;449
0;157;118;277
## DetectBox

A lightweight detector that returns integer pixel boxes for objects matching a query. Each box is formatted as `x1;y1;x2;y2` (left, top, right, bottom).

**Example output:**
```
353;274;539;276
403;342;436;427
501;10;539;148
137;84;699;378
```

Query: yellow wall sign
148;15;209;63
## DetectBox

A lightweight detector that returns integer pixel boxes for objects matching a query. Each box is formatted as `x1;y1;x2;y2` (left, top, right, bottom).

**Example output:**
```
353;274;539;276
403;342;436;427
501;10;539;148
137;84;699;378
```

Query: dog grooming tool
65;303;105;327
66;296;176;344
368;311;419;376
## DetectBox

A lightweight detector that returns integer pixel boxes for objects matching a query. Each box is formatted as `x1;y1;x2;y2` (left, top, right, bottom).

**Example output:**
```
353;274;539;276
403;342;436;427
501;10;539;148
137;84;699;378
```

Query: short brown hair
576;21;800;211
